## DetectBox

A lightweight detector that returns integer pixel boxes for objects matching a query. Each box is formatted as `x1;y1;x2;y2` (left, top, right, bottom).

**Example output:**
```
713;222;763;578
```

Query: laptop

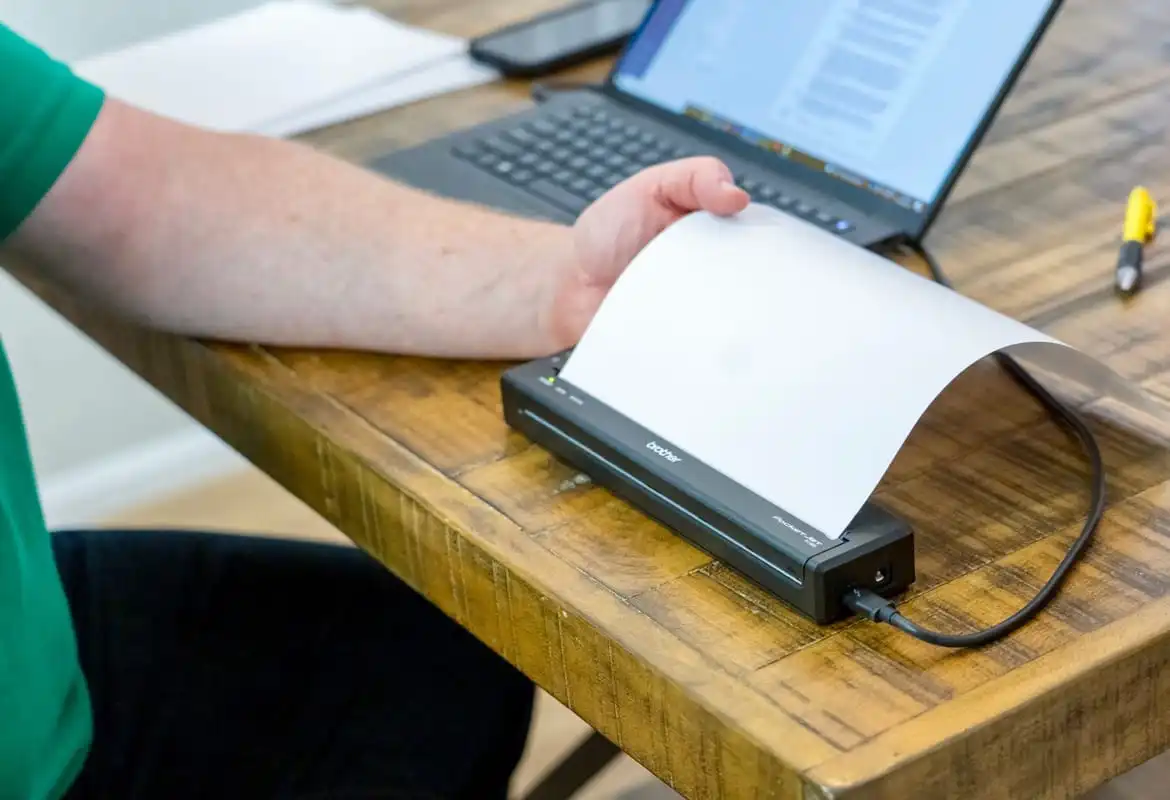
371;0;1063;249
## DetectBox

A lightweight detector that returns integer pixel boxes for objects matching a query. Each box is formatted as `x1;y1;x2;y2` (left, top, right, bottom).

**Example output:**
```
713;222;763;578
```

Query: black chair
521;731;622;800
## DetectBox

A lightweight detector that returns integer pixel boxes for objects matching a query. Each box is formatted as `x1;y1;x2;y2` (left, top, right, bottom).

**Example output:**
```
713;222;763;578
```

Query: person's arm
10;99;579;359
3;31;747;360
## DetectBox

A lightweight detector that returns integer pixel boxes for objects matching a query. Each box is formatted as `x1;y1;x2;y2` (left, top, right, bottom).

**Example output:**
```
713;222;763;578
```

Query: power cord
842;240;1108;648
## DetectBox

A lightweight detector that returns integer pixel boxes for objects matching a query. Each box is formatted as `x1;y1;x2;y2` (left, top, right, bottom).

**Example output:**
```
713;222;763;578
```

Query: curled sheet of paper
559;203;1155;540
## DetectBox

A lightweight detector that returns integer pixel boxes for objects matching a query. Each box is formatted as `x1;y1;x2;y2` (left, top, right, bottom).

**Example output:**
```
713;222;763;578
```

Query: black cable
843;240;1108;648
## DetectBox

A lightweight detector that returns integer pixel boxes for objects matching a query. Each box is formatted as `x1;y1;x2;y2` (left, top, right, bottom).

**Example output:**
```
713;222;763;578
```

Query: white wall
1;1;259;524
2;0;262;60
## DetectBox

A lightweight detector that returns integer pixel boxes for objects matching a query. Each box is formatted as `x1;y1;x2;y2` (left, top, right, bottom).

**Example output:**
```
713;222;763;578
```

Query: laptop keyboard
451;104;855;234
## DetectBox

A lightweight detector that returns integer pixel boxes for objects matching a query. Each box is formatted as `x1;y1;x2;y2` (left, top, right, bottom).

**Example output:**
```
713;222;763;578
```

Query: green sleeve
0;23;105;242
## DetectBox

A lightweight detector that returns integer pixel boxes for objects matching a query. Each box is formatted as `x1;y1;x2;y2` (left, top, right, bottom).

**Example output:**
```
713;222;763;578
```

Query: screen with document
612;0;1055;212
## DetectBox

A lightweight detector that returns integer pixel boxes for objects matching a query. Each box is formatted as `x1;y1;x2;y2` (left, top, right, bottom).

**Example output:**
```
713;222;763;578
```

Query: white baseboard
40;427;252;530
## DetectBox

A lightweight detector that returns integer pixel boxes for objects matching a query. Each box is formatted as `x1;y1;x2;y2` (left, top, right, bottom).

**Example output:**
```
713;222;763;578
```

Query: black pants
53;529;535;799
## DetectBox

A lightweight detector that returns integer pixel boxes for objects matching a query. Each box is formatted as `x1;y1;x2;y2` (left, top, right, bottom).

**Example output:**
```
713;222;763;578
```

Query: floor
101;466;1168;799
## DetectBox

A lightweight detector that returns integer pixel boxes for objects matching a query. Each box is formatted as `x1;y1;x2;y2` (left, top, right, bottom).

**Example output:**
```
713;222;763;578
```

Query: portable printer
501;352;915;625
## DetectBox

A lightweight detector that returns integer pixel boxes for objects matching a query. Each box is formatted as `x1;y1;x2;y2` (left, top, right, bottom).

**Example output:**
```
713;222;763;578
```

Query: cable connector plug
843;588;899;624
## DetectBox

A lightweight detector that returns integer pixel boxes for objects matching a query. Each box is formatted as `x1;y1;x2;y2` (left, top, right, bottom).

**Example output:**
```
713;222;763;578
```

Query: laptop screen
611;0;1055;215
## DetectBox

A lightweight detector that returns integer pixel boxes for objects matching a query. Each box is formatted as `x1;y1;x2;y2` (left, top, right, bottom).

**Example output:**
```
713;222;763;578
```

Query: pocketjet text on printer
371;0;1065;624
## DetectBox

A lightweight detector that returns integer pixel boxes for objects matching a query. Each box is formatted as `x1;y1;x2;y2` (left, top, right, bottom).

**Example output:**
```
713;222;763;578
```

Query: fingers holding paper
550;157;750;349
578;156;749;281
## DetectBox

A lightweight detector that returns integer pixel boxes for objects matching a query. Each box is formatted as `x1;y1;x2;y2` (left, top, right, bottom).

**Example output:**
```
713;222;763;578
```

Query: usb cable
843;241;1107;648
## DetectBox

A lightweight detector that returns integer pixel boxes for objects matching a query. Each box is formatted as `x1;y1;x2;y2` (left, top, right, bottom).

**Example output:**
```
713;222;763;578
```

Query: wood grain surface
22;1;1170;797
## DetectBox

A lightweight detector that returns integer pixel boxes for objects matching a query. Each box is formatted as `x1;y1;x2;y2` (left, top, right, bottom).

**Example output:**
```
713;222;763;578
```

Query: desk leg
521;731;623;800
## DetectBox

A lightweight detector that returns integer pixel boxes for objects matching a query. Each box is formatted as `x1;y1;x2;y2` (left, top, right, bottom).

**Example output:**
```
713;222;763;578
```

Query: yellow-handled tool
1116;186;1157;295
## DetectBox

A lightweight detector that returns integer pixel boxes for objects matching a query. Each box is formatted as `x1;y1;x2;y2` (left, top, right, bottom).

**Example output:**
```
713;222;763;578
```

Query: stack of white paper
72;0;499;137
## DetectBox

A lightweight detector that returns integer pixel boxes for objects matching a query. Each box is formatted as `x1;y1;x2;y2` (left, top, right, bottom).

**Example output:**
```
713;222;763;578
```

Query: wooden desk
26;1;1170;797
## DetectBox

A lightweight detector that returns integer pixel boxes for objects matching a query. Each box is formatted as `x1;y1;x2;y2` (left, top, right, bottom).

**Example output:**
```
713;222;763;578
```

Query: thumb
641;155;749;220
574;157;749;286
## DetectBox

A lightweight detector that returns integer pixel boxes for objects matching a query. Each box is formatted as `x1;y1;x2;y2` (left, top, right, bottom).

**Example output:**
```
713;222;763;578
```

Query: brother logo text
646;441;682;463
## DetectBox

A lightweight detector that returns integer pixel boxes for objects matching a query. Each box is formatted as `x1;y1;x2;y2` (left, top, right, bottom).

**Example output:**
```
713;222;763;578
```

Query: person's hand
546;157;750;350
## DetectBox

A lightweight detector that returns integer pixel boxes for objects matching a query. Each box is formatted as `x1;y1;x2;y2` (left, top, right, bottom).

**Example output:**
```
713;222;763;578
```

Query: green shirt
0;23;104;800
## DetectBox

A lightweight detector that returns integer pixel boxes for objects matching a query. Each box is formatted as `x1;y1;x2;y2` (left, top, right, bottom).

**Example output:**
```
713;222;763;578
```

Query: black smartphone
469;0;654;78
